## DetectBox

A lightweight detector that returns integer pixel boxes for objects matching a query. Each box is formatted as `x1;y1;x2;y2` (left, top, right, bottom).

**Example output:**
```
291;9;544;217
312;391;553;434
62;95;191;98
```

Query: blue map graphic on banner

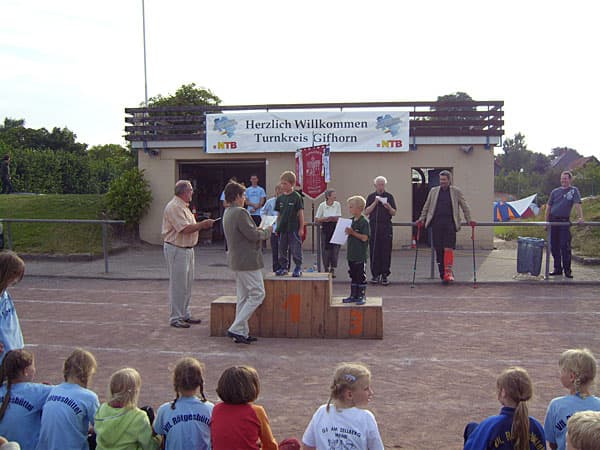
213;116;237;137
376;114;402;137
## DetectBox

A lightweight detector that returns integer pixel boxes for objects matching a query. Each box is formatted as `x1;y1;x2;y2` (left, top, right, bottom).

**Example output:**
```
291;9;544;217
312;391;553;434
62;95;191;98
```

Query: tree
0;117;87;154
496;132;549;174
147;83;221;107
105;168;152;236
431;92;476;121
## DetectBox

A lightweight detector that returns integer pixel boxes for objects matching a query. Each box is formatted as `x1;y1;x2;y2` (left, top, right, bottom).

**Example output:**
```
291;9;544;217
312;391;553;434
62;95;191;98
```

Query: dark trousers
348;260;366;285
550;217;572;272
270;233;282;271
251;215;261;226
279;231;302;269
431;218;456;278
369;223;392;278
1;177;13;194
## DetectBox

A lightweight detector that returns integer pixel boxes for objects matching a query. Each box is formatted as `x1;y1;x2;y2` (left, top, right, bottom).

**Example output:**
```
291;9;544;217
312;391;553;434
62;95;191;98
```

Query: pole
142;0;149;108
102;222;109;273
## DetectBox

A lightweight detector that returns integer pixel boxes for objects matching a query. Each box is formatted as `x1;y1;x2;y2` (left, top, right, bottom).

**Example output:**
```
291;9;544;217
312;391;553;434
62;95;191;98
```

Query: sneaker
184;317;202;324
246;336;258;342
275;268;288;276
342;296;356;304
292;266;302;277
381;276;389;286
369;276;380;285
354;297;366;306
170;320;191;329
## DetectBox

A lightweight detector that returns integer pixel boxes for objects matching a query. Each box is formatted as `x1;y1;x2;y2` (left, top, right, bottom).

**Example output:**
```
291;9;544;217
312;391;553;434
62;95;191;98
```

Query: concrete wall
139;145;494;249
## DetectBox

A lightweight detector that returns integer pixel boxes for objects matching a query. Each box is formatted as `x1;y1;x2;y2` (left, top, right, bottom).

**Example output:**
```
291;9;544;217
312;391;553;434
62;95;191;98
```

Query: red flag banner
295;145;328;200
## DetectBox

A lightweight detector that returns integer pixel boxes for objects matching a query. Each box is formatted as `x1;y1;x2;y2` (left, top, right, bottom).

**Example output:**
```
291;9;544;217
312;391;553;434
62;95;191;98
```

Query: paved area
20;240;600;283
14;278;600;450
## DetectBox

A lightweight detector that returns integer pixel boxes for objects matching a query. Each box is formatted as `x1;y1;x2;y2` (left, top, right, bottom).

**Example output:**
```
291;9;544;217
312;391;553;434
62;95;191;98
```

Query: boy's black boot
355;284;367;305
342;284;358;303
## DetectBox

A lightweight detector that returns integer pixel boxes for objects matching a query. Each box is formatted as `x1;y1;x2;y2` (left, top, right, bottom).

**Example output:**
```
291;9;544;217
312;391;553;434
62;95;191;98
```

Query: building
124;100;504;249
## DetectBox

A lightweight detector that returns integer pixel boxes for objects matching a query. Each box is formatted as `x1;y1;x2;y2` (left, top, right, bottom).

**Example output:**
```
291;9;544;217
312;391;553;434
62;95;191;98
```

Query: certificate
329;218;353;245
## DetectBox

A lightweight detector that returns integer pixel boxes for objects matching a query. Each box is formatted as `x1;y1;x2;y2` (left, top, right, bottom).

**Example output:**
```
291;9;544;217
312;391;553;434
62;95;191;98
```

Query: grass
0;194;109;254
494;196;600;258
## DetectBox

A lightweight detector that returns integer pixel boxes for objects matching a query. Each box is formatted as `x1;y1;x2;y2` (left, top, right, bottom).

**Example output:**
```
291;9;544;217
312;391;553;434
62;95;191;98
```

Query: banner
295;145;329;200
206;110;409;153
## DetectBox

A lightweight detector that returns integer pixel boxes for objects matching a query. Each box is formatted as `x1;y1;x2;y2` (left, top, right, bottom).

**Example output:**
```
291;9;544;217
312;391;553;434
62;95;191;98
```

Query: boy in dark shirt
274;171;305;277
343;195;370;305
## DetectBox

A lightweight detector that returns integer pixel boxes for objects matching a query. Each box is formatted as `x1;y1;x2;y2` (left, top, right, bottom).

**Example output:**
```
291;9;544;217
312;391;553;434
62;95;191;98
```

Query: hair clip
343;374;356;383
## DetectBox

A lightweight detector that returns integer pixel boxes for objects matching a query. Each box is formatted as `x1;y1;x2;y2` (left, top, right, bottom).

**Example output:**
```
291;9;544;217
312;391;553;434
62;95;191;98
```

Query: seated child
463;366;545;450
94;367;160;450
0;251;25;365
545;348;600;450
211;366;278;450
566;410;600;450
0;350;52;450
154;357;213;450
36;348;99;450
302;362;384;450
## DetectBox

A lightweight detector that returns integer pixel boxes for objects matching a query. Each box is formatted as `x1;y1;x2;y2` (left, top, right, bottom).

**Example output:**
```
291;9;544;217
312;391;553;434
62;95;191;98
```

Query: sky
1;0;599;158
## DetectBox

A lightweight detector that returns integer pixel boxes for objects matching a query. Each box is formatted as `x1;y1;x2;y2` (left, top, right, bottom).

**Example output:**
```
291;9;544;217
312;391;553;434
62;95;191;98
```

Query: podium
210;272;383;339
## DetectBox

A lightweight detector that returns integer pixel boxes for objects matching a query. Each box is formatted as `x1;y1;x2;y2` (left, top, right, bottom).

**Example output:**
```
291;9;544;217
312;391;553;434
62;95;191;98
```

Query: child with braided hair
0;350;52;450
153;357;213;450
463;366;545;450
302;362;384;450
545;348;600;450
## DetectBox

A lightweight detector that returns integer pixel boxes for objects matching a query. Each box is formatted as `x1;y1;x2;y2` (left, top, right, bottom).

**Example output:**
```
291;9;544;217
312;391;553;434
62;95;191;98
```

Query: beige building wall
139;144;494;249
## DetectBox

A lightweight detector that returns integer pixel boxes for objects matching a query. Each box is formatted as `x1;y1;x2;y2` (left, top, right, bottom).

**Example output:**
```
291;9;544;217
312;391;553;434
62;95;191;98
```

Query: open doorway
412;167;452;244
179;160;266;242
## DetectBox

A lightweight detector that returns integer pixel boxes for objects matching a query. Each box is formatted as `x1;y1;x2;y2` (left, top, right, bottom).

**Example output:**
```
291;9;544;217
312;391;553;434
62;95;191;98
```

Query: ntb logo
377;139;403;149
213;141;238;150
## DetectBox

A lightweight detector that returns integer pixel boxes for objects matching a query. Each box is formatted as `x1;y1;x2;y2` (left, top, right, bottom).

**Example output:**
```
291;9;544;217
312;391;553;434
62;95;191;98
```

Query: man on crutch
416;170;476;284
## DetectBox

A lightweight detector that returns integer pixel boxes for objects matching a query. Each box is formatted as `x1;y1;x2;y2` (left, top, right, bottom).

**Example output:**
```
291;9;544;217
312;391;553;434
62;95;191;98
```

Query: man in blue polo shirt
245;174;267;227
545;170;584;278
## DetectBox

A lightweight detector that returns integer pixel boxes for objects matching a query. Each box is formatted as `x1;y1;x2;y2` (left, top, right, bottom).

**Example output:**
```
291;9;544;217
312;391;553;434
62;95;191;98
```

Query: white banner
206;110;410;153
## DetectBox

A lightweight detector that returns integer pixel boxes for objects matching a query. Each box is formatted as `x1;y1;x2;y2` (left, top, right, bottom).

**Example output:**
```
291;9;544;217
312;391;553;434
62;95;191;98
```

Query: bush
105;168;152;230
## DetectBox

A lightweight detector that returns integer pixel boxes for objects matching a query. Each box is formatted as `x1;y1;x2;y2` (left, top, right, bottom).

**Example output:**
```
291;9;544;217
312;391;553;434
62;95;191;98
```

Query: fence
0;219;126;273
311;220;600;280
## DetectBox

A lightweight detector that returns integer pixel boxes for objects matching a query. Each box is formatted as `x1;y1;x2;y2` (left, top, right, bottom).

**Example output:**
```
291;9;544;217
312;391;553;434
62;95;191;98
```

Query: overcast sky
1;0;598;158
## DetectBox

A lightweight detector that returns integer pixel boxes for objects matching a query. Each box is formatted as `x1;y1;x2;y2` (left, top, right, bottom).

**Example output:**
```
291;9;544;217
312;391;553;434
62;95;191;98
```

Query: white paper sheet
330;218;353;245
376;195;388;204
259;215;277;230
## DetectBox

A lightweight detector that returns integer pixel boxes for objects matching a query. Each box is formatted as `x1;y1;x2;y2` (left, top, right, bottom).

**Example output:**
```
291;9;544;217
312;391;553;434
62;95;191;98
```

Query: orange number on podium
349;309;363;336
282;293;301;324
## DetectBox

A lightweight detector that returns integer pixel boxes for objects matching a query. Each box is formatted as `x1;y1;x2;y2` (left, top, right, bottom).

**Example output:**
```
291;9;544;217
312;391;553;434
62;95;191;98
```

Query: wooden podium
210;272;383;339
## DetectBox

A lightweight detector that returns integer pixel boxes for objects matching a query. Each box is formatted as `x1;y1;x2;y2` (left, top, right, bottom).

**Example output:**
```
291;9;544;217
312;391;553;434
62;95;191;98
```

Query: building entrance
179;160;266;242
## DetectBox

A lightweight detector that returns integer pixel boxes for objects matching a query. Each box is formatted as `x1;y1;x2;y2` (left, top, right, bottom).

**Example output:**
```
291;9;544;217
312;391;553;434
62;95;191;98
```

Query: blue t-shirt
0;382;53;450
245;185;266;216
548;186;581;218
0;289;24;365
154;396;214;450
464;406;545;450
36;382;99;450
544;394;600;450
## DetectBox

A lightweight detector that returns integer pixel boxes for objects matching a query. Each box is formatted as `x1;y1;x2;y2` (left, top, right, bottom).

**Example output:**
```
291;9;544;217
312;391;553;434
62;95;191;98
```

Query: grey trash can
517;236;545;276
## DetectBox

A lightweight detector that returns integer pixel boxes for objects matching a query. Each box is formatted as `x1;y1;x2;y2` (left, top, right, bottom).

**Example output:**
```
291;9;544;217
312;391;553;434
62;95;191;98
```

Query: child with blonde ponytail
464;367;545;450
545;348;600;450
302;362;384;450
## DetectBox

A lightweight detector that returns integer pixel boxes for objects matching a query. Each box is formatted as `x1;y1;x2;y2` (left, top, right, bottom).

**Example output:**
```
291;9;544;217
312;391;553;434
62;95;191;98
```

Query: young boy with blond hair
566;410;600;450
343;196;370;305
275;171;304;277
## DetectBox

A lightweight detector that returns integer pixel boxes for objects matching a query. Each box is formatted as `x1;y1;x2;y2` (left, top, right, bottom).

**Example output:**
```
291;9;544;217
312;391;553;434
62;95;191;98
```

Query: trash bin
517;236;545;276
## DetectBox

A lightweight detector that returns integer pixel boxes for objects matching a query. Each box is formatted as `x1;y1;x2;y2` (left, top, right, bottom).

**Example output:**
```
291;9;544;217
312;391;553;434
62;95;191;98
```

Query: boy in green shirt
343;195;370;305
275;171;305;277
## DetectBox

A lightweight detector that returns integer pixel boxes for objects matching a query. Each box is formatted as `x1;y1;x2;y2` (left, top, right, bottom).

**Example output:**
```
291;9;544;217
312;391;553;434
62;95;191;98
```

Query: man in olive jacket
222;180;272;344
417;170;476;283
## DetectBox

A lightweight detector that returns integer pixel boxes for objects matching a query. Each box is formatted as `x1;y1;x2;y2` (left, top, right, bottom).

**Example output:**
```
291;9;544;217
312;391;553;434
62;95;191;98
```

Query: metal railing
311;220;600;281
0;219;126;273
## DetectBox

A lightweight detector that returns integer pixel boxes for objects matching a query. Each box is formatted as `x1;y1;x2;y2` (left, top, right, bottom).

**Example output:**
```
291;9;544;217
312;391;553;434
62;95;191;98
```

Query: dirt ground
12;277;600;449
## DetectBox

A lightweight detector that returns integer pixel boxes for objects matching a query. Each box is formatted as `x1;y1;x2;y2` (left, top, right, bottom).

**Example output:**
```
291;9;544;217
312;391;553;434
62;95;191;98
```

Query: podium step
210;273;383;339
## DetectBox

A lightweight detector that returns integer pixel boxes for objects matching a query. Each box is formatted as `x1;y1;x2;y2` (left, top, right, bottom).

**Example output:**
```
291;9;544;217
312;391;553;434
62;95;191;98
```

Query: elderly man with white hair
162;180;216;328
364;176;397;285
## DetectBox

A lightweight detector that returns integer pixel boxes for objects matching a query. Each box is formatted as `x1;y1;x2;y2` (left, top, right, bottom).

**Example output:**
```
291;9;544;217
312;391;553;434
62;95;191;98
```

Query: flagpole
142;0;149;107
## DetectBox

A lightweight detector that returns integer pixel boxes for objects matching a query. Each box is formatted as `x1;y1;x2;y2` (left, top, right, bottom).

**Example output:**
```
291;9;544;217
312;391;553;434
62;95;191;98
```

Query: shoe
184;317;202;324
292;266;302;277
246;336;258;342
330;268;336;278
227;331;252;344
565;271;573;279
170;320;191;329
369;276;380;285
549;270;563;276
275;268;288;276
354;297;366;306
381;276;389;286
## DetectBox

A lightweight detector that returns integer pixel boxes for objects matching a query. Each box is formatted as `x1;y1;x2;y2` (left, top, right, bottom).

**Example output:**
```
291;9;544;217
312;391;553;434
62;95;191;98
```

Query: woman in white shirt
315;189;342;277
